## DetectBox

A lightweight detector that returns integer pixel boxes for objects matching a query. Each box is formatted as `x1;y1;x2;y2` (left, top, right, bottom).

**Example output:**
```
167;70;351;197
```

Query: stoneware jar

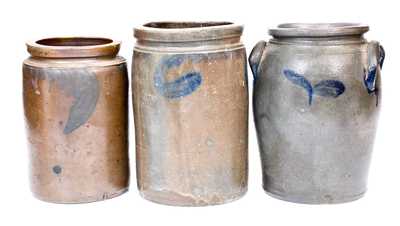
249;23;385;204
23;37;130;203
133;22;248;206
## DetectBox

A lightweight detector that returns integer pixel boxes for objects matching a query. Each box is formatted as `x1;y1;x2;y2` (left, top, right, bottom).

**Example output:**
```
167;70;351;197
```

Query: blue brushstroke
154;55;202;99
164;55;184;68
363;65;379;106
283;69;313;105
52;165;62;175
313;80;346;97
154;71;202;99
283;69;346;105
364;66;377;94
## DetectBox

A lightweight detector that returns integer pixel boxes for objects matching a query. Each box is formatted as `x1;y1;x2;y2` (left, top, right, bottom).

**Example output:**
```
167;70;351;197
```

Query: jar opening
36;37;113;47
269;23;369;38
26;37;120;58
143;22;233;29
278;23;361;29
134;21;243;42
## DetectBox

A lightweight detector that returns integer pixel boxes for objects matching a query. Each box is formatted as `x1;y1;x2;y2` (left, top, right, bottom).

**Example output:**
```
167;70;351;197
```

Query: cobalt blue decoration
154;55;202;99
283;69;346;105
364;66;377;94
313;80;346;97
283;69;313;105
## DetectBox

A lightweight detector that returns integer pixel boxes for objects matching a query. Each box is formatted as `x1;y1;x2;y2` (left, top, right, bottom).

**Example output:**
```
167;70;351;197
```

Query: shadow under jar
249;23;385;204
132;22;249;206
23;37;129;203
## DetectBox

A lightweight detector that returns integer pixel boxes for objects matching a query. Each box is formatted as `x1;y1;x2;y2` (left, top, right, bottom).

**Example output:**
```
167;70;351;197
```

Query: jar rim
134;21;243;42
269;23;369;37
26;37;121;58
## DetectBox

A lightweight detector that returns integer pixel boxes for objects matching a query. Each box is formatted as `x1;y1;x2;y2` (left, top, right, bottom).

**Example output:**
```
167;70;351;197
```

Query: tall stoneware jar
23;37;130;203
133;22;248;206
249;23;385;204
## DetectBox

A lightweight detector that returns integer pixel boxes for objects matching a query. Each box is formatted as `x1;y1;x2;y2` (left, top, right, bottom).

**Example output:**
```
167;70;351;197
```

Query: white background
1;0;399;225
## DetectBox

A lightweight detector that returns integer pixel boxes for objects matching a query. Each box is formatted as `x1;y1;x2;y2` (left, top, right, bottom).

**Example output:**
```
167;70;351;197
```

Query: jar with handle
249;23;384;204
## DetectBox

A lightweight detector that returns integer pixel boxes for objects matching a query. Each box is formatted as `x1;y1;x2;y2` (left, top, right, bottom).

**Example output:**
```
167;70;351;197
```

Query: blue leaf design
283;69;313;105
364;66;377;94
313;80;346;98
154;71;202;99
41;68;100;134
154;55;202;99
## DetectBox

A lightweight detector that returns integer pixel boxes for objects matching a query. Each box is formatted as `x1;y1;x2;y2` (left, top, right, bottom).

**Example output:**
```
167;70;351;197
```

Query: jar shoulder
265;42;369;56
257;42;370;74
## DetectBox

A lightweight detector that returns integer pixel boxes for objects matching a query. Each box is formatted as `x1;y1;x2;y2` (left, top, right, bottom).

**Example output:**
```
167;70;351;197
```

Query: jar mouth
143;21;233;29
269;23;369;37
26;37;121;58
134;21;243;42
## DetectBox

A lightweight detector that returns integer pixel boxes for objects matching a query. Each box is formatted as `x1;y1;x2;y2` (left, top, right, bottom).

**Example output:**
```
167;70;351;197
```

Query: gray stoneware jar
133;22;248;206
249;23;385;204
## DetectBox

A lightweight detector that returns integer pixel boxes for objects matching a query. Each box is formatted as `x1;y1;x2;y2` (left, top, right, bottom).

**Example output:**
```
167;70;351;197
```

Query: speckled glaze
133;22;248;206
249;23;385;204
23;37;129;203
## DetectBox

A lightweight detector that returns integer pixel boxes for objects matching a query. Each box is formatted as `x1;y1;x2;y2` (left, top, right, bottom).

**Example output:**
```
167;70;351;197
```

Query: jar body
133;39;248;206
251;36;383;203
23;56;129;203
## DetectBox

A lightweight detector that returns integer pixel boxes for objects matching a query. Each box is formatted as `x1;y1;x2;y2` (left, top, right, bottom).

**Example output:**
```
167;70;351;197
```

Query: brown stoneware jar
133;22;248;206
23;37;129;203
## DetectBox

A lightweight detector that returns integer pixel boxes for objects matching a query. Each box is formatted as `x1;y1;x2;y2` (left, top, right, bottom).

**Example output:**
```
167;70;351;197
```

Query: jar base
32;187;129;204
139;188;247;207
264;189;366;204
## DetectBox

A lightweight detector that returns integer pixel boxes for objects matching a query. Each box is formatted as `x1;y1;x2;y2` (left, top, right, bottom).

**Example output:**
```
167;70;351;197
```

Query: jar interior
143;21;233;29
36;37;113;47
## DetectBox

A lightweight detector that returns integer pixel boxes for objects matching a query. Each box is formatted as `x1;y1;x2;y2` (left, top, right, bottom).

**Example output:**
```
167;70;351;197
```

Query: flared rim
134;21;243;42
26;37;121;58
269;23;369;37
